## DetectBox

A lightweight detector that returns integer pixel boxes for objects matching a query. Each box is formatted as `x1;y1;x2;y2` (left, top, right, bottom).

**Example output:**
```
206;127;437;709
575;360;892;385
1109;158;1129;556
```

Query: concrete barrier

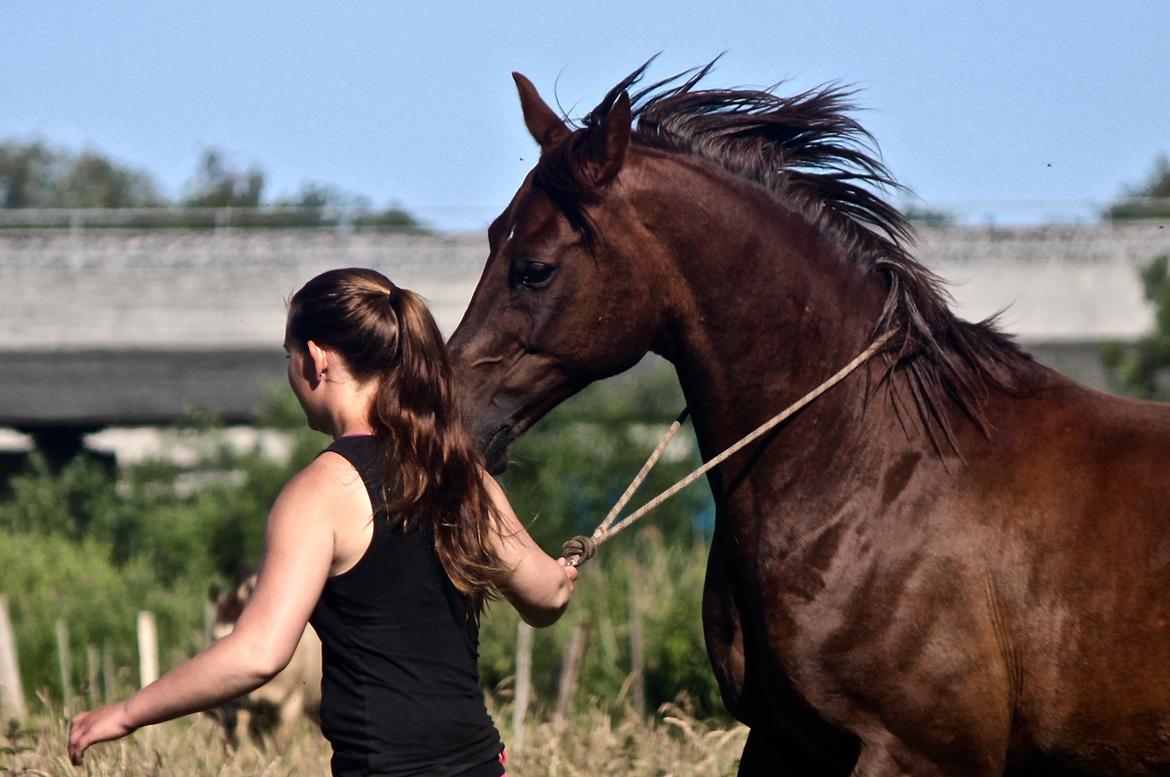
1;223;1167;440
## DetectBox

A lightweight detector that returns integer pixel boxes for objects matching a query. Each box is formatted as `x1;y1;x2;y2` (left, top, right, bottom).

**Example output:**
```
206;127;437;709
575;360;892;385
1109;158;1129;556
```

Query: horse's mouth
483;424;515;474
477;383;579;474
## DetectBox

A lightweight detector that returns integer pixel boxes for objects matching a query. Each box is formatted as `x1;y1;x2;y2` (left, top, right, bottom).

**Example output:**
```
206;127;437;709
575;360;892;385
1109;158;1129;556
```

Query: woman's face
283;322;321;431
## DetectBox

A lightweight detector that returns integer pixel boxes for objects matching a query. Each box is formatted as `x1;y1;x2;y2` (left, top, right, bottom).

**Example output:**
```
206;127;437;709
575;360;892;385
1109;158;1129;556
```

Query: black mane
535;59;1034;452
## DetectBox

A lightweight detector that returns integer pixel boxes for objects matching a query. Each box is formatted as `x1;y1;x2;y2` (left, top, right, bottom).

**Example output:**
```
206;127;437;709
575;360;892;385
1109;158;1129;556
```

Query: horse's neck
641;168;910;519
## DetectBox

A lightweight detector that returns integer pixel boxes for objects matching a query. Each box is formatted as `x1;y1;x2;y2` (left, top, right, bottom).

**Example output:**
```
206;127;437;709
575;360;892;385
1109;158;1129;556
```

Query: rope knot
561;536;597;568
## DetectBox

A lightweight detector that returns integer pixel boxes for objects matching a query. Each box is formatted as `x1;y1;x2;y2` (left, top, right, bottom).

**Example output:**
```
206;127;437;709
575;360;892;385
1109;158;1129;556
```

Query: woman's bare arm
484;474;579;627
68;458;340;764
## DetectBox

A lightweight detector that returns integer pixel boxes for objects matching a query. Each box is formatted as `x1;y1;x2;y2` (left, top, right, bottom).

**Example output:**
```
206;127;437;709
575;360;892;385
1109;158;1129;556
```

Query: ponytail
289;268;507;617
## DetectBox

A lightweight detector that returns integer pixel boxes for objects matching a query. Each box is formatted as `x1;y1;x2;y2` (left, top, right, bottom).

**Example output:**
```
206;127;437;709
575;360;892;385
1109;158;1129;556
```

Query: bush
1102;255;1170;400
480;359;724;718
477;531;725;720
0;367;725;717
0;531;205;703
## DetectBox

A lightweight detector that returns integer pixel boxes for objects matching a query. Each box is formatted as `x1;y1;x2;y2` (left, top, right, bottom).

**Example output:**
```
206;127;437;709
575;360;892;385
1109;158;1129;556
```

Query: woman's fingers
68;711;89;765
557;557;579;594
67;702;136;765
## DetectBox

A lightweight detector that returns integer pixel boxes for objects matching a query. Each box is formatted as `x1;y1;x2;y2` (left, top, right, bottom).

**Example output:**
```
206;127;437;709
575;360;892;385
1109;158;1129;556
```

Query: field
3;697;746;776
0;362;751;774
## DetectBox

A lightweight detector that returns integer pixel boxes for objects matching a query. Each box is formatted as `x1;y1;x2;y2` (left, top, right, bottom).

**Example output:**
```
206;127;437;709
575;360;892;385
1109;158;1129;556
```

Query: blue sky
2;1;1168;230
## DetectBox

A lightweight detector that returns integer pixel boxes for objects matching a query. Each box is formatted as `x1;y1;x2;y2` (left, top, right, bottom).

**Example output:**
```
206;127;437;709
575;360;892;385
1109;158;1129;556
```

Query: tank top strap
321;434;391;515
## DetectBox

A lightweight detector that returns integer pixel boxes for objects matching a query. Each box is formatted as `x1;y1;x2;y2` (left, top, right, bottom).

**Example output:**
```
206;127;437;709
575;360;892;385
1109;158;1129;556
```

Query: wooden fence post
0;595;27;722
102;645;116;703
137;611;158;688
554;619;588;721
55;618;74;712
86;645;101;707
511;620;533;754
628;564;646;718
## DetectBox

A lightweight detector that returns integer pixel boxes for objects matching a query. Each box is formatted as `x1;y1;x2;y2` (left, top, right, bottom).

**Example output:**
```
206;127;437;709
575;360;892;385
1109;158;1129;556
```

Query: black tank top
308;435;504;777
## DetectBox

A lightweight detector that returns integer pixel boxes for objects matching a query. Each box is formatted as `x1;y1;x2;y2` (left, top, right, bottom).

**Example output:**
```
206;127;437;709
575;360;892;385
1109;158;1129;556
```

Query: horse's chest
714;512;893;686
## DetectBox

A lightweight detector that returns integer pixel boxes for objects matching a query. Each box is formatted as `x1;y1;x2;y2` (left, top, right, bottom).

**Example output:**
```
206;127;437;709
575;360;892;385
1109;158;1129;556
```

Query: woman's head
286;267;507;616
285;268;449;432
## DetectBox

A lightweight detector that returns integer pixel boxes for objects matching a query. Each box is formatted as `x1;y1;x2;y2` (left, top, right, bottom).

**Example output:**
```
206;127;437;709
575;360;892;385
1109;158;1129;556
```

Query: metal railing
0;199;1166;234
895;197;1170;226
0;206;423;232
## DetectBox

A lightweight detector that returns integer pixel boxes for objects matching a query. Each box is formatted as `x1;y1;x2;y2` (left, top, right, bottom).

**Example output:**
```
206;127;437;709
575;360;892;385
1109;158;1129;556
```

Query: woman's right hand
68;701;137;765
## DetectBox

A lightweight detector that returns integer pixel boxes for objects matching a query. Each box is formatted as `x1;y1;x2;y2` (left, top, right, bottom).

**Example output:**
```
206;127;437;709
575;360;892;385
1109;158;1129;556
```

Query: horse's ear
513;72;569;149
580;90;631;187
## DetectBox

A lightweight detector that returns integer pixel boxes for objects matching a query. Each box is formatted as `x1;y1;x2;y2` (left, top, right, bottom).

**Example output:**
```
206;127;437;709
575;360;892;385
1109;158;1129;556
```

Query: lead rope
560;328;897;567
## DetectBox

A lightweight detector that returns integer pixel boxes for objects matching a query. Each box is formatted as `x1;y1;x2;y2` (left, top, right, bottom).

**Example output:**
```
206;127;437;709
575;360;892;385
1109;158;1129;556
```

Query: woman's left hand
68;701;137;765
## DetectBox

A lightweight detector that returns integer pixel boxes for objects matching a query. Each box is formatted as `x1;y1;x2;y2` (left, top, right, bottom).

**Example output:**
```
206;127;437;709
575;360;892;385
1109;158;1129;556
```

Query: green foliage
0;452;115;538
1102;255;1170;400
0;391;329;703
0;363;721;718
182;148;265;208
0;140;163;209
498;358;711;550
481;358;723;717
175;147;425;230
902;204;954;227
351;206;422;231
478;531;725;720
0;531;204;702
271;182;424;231
0;138;423;230
1105;156;1170;220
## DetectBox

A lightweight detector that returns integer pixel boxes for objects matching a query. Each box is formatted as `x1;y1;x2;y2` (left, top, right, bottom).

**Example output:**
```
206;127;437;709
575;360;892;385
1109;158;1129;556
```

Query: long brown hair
288;267;507;616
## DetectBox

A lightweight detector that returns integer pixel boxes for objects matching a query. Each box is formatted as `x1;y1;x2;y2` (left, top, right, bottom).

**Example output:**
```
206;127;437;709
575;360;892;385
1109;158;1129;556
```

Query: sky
2;1;1169;231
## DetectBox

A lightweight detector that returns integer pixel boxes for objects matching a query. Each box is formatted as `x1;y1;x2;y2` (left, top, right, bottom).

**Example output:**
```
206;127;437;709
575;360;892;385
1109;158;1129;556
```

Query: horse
207;575;322;748
447;61;1170;775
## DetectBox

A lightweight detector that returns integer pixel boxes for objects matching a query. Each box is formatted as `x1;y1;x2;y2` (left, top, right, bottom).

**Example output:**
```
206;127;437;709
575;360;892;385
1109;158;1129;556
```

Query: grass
2;695;746;777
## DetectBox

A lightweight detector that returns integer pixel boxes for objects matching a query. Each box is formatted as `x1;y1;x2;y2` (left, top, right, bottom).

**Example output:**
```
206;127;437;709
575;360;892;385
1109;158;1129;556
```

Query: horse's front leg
738;725;856;777
850;737;1006;777
850;743;915;777
702;526;753;725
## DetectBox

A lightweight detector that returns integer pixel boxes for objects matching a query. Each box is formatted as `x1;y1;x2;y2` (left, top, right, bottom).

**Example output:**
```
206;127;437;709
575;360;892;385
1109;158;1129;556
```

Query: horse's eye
514;262;556;289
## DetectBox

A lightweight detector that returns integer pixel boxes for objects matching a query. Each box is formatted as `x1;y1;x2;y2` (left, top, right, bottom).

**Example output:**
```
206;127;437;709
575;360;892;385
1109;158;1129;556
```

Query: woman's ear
306;339;330;382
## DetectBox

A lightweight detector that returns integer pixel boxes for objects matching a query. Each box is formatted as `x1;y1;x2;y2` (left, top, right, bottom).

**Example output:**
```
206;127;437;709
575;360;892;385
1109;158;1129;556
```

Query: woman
68;268;579;775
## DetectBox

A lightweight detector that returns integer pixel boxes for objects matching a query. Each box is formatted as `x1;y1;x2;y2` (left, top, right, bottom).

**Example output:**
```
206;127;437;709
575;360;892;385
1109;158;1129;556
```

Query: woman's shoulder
274;447;370;516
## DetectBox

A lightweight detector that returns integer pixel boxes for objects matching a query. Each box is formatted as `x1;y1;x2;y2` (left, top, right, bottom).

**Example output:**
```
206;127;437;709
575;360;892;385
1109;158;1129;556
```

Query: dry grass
505;700;747;777
2;712;330;776
2;698;745;776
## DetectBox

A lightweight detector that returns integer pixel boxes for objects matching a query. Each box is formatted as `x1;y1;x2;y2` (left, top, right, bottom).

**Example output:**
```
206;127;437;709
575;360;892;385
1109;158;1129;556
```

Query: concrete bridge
1;222;1167;463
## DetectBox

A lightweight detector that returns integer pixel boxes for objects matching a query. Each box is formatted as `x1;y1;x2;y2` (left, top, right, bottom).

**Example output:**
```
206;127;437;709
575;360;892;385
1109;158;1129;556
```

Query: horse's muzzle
481;423;515;474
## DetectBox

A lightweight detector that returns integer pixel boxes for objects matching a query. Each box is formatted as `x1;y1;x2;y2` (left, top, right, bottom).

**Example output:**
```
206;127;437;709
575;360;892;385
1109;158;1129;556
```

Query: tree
0;140;55;208
57;150;164;208
0;140;162;209
1106;155;1170;220
275;182;424;230
1101;254;1170;400
902;203;953;227
182;148;265;208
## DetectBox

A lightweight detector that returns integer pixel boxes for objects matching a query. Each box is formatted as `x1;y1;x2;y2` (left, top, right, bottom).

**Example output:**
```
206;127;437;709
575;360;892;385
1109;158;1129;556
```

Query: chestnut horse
448;63;1170;775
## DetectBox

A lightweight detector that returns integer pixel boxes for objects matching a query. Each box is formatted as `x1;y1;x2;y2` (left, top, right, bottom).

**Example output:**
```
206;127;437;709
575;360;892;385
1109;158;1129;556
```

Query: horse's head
449;73;672;471
208;574;256;641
